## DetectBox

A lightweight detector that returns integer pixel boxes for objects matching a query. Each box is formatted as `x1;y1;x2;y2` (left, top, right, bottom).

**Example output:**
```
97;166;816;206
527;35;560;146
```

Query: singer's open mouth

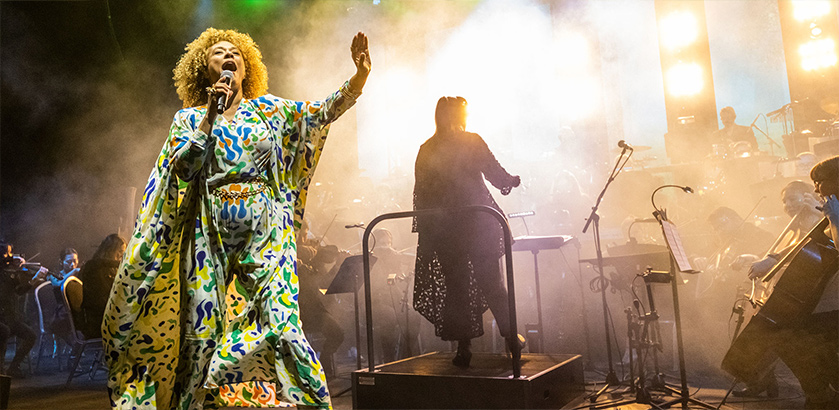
222;61;237;71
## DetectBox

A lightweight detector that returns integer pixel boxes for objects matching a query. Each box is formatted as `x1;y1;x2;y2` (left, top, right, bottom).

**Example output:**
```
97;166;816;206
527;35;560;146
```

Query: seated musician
701;206;774;300
48;247;81;345
796;152;818;177
370;228;419;363
0;241;48;378
730;160;839;408
727;180;822;398
732;180;823;273
295;220;345;378
711;106;758;154
78;234;126;339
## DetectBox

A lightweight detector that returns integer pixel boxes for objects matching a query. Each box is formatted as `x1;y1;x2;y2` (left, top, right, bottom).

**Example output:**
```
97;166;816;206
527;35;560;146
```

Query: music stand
512;235;575;353
654;217;715;409
325;255;377;374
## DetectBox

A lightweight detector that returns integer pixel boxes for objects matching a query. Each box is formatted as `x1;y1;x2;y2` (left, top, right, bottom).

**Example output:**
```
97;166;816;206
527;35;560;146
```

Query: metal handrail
361;205;521;378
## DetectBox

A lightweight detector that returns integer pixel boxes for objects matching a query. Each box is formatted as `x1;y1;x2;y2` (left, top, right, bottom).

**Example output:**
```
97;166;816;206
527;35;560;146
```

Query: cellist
728;180;821;398
737;158;839;409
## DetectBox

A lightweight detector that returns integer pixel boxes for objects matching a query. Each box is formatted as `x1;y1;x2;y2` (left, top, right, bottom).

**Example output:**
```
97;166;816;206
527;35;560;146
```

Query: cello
721;217;839;383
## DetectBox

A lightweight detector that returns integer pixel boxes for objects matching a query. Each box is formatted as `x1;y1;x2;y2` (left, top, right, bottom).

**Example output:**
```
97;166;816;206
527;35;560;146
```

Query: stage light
793;0;832;22
799;38;838;71
555;32;590;70
810;22;823;38
659;11;698;50
556;75;600;121
665;62;703;97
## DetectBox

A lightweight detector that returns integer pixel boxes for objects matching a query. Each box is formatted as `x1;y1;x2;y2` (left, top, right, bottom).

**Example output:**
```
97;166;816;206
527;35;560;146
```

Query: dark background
0;0;382;265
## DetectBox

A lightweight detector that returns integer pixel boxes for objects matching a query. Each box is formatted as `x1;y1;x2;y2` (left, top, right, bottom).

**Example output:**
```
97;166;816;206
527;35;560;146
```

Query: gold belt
211;179;268;200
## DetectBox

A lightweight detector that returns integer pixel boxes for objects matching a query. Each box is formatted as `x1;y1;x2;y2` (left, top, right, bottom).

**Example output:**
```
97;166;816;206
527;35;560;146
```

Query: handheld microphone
216;70;234;113
617;140;634;151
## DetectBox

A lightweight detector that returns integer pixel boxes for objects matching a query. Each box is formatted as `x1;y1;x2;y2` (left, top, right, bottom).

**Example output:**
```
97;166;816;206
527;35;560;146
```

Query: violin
1;257;49;288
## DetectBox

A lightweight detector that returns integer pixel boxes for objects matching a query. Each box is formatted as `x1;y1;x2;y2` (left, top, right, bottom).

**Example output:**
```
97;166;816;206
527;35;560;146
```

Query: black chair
60;277;103;386
33;281;67;371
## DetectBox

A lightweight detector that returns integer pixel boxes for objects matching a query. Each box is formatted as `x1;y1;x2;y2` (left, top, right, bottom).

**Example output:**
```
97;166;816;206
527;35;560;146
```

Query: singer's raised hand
349;32;370;95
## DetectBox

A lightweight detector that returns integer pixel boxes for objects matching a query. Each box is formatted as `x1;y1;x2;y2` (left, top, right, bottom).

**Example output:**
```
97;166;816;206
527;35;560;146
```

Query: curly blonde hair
173;28;268;108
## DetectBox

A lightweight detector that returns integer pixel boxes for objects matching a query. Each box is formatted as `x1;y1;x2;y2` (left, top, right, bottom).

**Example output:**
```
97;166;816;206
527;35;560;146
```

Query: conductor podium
351;208;585;409
352;352;584;409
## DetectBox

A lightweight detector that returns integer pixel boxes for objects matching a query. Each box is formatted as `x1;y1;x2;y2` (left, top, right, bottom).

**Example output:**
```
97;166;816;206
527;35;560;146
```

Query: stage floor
3;349;810;409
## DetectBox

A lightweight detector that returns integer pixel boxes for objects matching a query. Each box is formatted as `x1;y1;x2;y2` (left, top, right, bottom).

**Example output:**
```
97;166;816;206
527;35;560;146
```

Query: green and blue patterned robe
103;83;358;409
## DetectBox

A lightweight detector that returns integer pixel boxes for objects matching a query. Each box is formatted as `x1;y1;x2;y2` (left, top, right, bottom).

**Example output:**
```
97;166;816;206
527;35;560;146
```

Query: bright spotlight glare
665;63;703;96
555;33;590;70
659;11;698;50
556;75;600;121
799;38;838;71
810;22;823;37
793;0;832;21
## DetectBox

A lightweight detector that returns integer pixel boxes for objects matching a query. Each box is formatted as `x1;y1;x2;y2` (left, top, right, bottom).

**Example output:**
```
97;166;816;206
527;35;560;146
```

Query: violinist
0;241;48;378
48;247;81;345
48;247;80;287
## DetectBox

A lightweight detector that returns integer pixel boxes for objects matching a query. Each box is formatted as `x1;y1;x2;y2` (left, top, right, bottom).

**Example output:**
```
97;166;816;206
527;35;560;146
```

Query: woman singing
412;96;522;368
103;28;370;409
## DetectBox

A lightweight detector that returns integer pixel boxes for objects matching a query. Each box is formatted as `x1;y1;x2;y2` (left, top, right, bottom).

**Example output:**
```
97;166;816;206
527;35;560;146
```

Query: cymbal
612;145;652;153
821;98;838;116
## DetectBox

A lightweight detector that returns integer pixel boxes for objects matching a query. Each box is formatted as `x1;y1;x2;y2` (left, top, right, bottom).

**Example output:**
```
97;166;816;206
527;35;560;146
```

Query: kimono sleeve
278;82;359;228
168;108;213;182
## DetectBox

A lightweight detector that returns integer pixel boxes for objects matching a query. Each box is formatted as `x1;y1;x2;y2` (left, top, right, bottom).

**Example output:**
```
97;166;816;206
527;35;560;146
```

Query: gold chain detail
211;179;268;200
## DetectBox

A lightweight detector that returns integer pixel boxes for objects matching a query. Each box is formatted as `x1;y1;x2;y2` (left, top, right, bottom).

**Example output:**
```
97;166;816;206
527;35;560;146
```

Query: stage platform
0;347;813;409
352;352;585;409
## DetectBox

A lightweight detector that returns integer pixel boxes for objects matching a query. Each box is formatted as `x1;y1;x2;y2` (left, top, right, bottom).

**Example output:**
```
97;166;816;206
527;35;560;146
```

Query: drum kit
767;97;839;158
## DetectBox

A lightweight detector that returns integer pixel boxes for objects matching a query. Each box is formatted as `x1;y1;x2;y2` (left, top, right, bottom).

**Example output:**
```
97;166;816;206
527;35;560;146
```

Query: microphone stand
583;145;633;402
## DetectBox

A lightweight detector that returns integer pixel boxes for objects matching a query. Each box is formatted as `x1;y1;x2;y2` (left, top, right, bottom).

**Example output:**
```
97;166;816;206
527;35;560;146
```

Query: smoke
0;0;817;378
231;0;489;250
